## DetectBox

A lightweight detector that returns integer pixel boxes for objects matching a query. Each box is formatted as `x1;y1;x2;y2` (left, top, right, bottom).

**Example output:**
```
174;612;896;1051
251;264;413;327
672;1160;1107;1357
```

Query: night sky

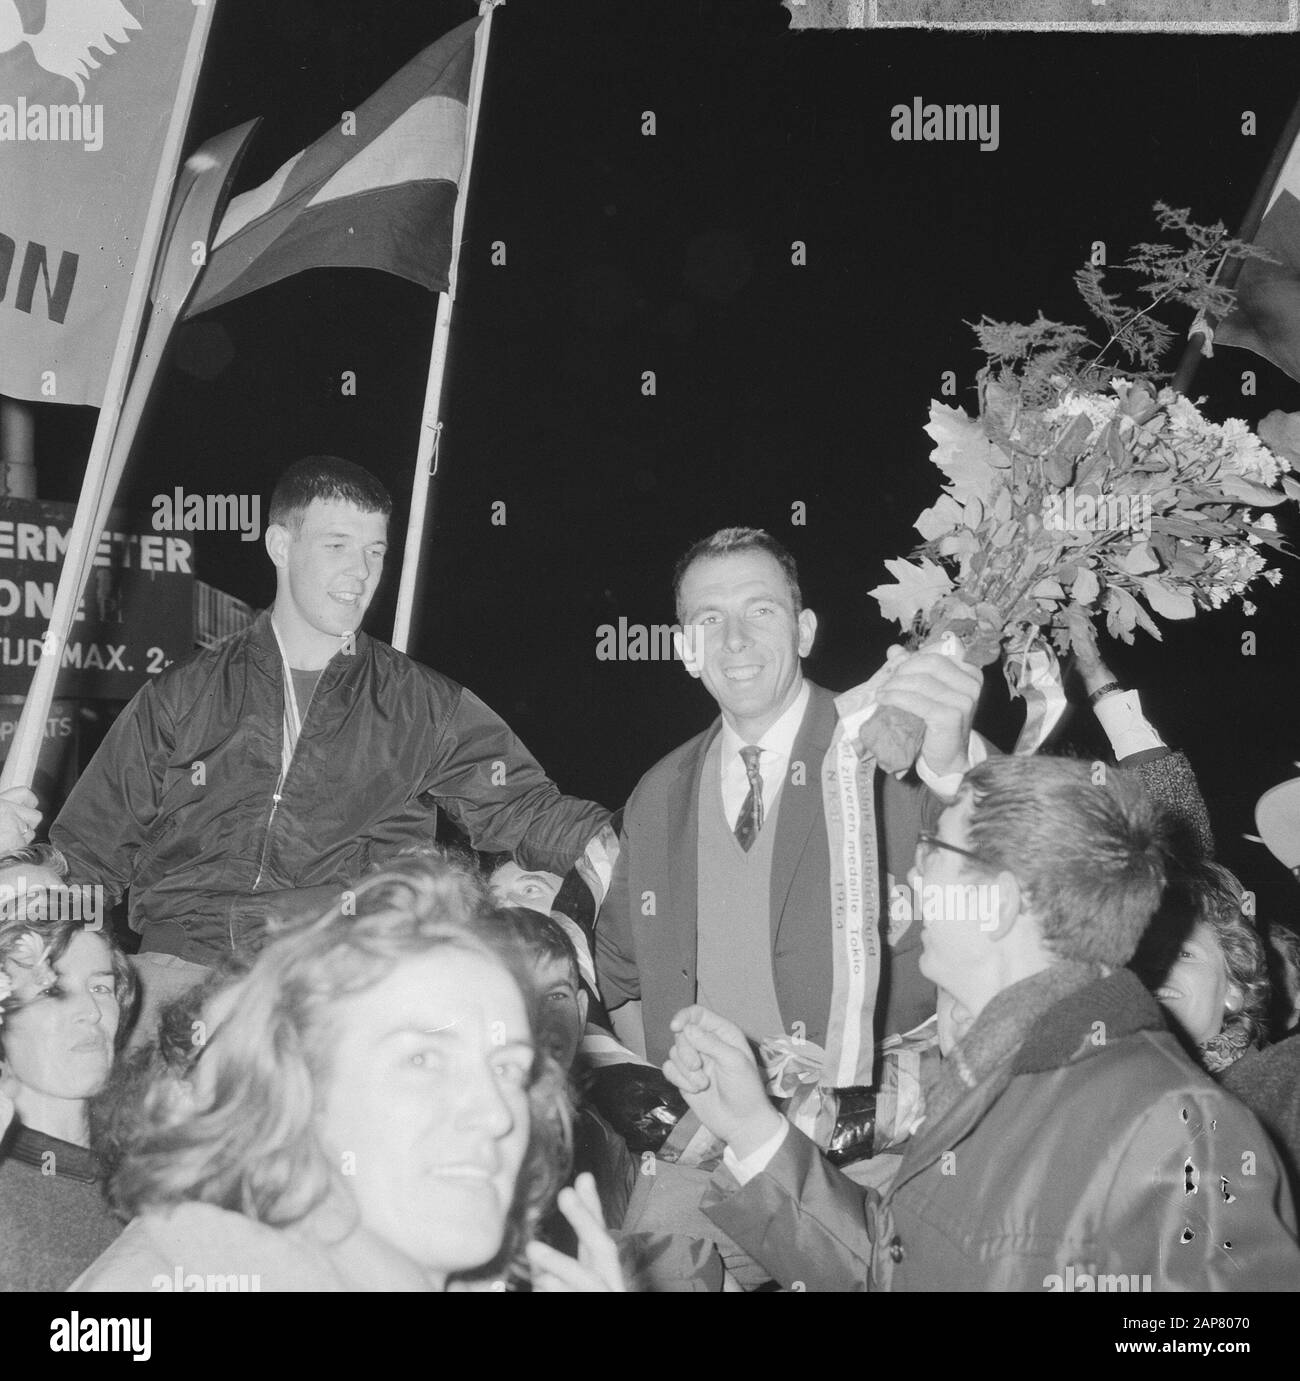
29;2;1300;922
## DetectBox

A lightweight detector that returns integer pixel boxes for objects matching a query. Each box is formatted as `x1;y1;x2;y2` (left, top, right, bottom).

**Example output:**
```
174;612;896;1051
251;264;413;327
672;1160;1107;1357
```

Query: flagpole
1172;90;1300;396
391;0;503;655
0;0;220;793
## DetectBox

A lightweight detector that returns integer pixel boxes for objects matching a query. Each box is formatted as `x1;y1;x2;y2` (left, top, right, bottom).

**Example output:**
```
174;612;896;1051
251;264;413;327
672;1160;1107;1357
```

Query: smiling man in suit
594;527;983;1280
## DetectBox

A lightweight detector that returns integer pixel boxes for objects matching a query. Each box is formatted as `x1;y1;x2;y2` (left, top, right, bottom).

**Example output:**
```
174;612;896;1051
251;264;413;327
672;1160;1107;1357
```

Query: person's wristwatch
1086;680;1123;706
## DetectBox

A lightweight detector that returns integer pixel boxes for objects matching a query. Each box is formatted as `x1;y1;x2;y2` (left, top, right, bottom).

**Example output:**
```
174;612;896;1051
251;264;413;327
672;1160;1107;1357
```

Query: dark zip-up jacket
51;611;610;961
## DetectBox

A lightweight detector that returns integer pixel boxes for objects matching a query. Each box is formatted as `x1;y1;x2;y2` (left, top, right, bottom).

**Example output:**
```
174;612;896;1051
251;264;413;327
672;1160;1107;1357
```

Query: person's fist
662;1005;783;1158
0;787;41;856
873;646;982;779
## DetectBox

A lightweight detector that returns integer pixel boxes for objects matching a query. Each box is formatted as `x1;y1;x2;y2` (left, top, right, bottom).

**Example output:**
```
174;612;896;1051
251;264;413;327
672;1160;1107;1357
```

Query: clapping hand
525;1174;626;1292
662;1005;784;1159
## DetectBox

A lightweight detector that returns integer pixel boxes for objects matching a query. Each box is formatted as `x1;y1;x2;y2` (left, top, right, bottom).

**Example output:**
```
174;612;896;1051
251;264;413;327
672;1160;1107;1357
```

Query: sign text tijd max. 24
0;498;194;699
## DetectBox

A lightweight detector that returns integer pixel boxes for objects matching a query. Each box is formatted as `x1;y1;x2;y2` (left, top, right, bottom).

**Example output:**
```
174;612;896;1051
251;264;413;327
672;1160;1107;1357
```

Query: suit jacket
595;683;940;1067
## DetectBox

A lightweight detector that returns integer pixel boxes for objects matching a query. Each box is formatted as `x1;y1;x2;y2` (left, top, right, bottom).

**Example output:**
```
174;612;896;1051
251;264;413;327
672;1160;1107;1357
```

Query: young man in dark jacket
47;457;610;1030
663;755;1300;1291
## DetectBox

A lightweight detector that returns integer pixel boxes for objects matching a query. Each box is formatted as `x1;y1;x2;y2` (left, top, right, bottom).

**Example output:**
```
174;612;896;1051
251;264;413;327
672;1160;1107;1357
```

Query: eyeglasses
915;831;995;870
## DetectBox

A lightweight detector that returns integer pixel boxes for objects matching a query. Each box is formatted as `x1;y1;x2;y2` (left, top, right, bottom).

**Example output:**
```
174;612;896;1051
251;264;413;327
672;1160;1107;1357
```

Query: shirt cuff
721;1120;789;1186
1092;690;1166;758
915;731;989;801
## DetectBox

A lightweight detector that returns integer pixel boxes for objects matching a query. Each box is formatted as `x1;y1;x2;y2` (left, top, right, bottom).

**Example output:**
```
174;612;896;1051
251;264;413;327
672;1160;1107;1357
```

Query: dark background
29;1;1300;922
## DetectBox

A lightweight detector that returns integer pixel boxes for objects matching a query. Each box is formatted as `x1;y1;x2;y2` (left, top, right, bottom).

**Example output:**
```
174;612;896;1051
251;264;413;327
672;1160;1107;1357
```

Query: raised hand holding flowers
866;205;1297;771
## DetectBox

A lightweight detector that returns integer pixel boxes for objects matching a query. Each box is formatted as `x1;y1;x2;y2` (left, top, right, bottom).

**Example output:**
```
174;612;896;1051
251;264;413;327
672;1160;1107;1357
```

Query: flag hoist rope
0;0;221;793
391;0;504;654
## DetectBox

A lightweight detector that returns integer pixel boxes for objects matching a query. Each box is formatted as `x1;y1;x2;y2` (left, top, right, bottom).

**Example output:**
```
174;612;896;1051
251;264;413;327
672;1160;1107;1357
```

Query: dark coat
595;683;938;1066
1222;1036;1300;1204
52;610;609;961
703;970;1300;1291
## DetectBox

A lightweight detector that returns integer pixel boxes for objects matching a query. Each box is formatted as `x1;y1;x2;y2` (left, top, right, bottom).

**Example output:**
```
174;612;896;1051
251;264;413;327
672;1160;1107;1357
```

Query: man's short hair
489;904;580;990
268;456;393;533
672;527;803;623
961;755;1171;968
479;850;514;877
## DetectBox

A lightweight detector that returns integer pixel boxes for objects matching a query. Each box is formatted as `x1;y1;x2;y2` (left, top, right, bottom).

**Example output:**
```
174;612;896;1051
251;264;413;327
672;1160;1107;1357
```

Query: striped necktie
735;744;764;851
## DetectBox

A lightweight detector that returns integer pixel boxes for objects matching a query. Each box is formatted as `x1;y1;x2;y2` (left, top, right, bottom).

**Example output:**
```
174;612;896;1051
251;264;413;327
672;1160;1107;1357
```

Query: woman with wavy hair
0;844;138;1290
1135;859;1271;1073
73;855;624;1291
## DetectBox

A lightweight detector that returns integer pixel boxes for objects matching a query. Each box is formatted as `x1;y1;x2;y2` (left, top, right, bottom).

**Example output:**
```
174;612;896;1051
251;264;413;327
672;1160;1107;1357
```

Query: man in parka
663;754;1300;1290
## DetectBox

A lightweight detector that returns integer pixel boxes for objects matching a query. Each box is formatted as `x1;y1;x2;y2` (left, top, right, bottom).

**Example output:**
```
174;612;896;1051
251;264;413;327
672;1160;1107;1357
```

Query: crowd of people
0;455;1297;1291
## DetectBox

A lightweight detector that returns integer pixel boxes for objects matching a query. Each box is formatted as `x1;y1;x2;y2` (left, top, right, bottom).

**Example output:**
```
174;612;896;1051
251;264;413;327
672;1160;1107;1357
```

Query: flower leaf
1215;475;1286;507
1256;409;1300;469
1071;566;1100;605
1112;542;1160;575
924;402;1007;502
1137;577;1196;620
869;557;954;628
914;494;965;540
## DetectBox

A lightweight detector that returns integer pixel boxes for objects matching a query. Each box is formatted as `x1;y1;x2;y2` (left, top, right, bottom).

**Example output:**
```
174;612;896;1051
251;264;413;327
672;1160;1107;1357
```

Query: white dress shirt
1093;689;1166;758
719;676;985;819
719;680;811;829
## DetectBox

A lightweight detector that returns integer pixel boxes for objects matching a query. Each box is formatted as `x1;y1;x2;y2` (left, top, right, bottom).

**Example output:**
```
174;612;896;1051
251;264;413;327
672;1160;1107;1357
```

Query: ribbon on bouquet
659;1021;945;1173
759;1034;841;1145
658;1037;840;1172
1004;633;1067;756
874;1017;943;1149
760;1021;941;1152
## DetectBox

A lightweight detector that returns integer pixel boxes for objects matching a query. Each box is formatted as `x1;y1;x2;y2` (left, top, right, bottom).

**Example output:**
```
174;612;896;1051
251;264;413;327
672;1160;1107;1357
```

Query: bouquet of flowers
866;204;1300;771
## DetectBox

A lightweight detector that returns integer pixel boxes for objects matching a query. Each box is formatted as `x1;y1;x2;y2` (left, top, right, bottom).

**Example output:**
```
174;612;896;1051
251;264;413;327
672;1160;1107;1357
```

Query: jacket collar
246;607;373;685
6;1121;100;1183
1011;966;1166;1075
892;968;1167;1195
769;684;838;929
